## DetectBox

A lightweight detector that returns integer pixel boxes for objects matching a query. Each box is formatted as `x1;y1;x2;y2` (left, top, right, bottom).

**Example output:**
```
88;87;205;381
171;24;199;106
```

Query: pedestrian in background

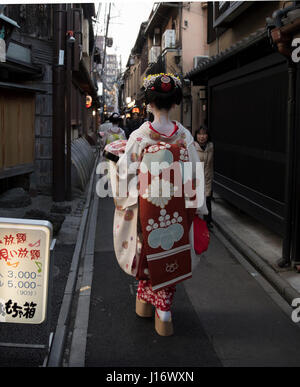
102;112;126;148
125;108;143;138
194;125;214;229
98;115;112;151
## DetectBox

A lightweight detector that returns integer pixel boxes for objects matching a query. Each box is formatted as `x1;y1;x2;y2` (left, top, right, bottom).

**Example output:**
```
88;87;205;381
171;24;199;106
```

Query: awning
0;81;47;93
144;3;172;36
0;13;20;29
0;57;43;78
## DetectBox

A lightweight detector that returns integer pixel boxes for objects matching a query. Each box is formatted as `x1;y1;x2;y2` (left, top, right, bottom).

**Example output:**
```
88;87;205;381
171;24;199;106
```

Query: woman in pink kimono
110;74;208;336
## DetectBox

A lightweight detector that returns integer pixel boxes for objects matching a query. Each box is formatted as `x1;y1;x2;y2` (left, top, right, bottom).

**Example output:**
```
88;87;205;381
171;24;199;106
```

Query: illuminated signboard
0;218;52;324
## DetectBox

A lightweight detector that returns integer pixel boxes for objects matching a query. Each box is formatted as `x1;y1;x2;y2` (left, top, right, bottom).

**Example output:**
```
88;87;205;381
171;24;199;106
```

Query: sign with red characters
0;218;52;324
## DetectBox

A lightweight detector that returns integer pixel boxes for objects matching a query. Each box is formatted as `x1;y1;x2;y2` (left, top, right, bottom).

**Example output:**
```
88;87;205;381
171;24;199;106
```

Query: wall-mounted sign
106;37;113;48
0;218;52;324
86;95;92;108
0;38;5;63
58;49;64;66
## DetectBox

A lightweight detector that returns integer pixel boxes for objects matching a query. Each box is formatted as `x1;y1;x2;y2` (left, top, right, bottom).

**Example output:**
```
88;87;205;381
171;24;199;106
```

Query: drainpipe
52;4;66;201
65;4;73;201
269;10;300;268
279;60;296;268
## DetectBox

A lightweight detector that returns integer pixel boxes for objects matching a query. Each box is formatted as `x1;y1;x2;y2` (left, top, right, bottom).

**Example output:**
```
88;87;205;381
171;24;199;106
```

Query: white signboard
0;218;52;324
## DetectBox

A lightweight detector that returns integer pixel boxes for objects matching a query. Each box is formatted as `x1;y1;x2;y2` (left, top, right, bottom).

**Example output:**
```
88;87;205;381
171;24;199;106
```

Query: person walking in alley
125;107;143;139
194;125;214;229
101;112;126;151
109;73;208;337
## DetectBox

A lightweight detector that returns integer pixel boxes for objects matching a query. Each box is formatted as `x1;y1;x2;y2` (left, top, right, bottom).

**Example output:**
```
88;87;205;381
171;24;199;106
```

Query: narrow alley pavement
81;196;300;368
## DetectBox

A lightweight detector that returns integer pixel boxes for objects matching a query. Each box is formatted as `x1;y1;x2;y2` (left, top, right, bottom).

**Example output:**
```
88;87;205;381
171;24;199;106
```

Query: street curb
47;152;99;367
213;215;300;306
68;172;99;367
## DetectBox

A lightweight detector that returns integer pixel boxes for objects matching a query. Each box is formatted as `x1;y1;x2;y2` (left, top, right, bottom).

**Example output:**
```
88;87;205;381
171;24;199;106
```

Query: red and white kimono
110;121;207;310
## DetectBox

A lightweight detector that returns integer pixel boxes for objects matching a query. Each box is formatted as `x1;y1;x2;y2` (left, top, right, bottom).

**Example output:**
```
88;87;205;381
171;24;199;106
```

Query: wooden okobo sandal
136;297;153;318
155;310;174;336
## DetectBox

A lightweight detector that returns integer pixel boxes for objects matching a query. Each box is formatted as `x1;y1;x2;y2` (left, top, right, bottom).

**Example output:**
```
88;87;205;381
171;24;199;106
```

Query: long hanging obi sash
138;141;196;291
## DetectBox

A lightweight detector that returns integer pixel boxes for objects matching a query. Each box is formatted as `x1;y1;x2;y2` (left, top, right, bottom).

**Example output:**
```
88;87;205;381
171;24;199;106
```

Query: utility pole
101;2;111;78
100;3;111;119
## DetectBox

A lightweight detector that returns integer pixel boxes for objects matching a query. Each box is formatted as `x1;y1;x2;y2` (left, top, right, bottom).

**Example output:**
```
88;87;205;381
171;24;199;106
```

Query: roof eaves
144;3;169;36
132;22;147;55
186;28;268;81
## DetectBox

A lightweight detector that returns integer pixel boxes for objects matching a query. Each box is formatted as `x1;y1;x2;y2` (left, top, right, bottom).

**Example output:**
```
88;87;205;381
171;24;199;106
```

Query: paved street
0;244;74;367
84;197;300;367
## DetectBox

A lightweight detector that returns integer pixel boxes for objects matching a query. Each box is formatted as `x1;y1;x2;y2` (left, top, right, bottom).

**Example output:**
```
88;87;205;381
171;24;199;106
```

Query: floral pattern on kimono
110;121;207;278
137;280;175;311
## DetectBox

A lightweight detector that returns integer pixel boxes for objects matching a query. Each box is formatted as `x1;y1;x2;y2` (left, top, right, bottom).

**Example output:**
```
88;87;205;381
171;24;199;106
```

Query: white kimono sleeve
186;136;208;270
186;138;208;217
110;134;144;276
111;133;142;210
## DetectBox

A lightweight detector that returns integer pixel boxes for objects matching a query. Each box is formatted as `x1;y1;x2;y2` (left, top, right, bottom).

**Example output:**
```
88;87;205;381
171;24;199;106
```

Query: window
207;1;254;43
213;1;254;29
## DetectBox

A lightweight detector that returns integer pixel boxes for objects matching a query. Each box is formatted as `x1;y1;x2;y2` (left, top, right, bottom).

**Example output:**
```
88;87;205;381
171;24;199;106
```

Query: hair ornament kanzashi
143;73;182;90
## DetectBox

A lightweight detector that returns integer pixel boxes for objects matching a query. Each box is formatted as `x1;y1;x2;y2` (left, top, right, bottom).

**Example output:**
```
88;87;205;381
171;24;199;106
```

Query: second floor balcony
146;51;166;76
146;46;182;77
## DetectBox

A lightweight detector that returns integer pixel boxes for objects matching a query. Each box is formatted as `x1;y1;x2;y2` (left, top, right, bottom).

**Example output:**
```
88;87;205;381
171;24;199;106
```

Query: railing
146;52;166;76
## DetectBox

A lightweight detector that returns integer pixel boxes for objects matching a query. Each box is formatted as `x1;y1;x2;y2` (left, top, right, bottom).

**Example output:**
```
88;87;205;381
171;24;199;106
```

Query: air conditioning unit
193;55;209;69
149;46;161;63
162;29;176;51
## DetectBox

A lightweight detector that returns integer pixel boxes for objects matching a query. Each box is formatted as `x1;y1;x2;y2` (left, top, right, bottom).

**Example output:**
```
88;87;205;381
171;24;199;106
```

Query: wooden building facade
186;1;300;266
0;4;99;200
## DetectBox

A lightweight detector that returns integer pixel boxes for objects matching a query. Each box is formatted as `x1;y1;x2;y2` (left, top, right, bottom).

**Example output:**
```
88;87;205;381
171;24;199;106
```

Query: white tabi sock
156;309;171;322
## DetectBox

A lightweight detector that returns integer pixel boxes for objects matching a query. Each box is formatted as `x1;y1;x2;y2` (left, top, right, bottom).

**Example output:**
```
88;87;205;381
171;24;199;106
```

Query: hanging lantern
86;95;92;108
132;107;140;114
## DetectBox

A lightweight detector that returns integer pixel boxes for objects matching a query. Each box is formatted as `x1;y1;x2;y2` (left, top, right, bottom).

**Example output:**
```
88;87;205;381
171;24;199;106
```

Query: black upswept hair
144;75;182;111
109;112;121;125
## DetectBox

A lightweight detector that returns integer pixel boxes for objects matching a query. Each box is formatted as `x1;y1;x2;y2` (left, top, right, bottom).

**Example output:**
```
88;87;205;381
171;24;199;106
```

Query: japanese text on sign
0;219;52;324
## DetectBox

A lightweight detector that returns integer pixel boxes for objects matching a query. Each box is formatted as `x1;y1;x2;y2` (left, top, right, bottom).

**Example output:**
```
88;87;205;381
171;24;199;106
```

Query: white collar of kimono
148;121;179;137
110;126;120;133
